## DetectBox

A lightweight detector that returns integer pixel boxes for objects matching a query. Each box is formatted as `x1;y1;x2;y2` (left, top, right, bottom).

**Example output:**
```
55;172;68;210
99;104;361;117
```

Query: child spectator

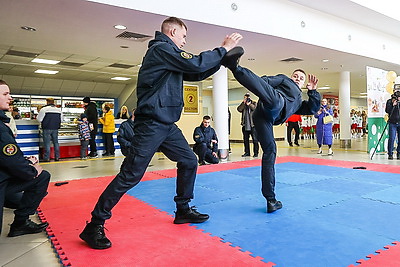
78;113;91;160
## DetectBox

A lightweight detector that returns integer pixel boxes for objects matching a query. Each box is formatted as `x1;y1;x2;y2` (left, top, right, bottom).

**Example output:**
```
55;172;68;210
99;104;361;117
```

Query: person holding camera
385;88;400;160
237;93;259;157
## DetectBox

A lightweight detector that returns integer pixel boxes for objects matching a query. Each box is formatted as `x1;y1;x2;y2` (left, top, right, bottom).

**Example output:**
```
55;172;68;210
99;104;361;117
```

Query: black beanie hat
83;97;90;103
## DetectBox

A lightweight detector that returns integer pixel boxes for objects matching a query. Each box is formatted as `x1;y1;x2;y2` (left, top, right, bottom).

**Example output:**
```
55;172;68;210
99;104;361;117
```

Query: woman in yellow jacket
99;105;115;156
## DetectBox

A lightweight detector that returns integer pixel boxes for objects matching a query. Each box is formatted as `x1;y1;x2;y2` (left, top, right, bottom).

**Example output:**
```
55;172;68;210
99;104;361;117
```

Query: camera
246;97;252;103
391;90;400;101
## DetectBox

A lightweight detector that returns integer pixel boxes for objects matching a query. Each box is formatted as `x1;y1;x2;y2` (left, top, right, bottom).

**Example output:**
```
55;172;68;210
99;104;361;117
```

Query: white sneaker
317;148;322;154
328;148;333;155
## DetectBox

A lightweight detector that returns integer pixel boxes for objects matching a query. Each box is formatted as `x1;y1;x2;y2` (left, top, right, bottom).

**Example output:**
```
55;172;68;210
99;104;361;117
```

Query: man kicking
222;47;321;213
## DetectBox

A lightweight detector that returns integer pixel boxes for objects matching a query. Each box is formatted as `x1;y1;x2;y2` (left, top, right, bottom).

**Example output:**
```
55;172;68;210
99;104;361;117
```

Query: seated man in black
193;115;219;165
0;79;50;237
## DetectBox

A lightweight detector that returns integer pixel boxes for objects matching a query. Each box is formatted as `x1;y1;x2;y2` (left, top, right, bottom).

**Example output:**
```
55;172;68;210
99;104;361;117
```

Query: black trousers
287;121;300;144
91;120;198;225
242;126;259;155
193;143;219;164
103;133;115;155
0;170;50;234
233;66;286;201
89;130;97;155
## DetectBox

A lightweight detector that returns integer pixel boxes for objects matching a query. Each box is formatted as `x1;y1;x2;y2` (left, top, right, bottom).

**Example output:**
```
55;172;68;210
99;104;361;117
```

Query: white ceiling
1;0;400;100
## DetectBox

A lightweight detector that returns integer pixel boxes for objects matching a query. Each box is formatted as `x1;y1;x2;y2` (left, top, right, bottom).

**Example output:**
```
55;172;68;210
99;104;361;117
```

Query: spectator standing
99;105;115;156
193;115;219;165
315;98;333;155
78;113;91;160
5;105;17;137
37;98;62;162
12;107;20;119
385;89;400;160
286;114;301;146
117;108;135;156
82;97;98;158
237;93;259;157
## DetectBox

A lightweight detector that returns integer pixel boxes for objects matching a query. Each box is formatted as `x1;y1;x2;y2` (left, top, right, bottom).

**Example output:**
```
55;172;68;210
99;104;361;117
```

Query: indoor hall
2;136;400;266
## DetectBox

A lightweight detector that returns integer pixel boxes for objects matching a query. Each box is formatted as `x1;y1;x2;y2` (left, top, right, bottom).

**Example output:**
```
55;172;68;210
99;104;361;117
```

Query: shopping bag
323;115;334;124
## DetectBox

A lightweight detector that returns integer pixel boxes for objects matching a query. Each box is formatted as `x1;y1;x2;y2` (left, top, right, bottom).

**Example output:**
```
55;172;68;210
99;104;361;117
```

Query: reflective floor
1;136;399;266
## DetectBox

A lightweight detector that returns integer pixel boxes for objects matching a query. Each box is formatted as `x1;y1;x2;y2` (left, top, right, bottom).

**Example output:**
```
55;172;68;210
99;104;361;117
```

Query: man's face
0;84;12;111
202;119;211;128
171;25;187;49
291;71;306;88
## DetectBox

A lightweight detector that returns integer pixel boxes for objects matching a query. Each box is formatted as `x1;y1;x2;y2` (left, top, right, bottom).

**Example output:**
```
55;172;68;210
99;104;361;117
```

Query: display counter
15;119;125;159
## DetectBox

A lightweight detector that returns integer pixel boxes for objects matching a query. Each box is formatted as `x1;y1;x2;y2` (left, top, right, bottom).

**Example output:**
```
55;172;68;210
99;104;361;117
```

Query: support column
212;67;229;160
339;71;351;148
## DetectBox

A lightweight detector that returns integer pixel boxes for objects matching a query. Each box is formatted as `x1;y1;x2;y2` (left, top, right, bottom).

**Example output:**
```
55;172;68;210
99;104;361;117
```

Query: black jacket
193;124;218;153
135;31;227;124
117;118;135;156
386;98;400;124
84;102;98;133
0;110;38;183
256;74;321;125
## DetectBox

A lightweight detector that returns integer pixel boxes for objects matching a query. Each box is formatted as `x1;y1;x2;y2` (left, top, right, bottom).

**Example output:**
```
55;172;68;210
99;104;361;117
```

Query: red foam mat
39;173;270;266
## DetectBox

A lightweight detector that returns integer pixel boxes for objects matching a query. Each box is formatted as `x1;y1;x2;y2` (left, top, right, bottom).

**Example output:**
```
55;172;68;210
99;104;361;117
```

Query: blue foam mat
127;162;400;266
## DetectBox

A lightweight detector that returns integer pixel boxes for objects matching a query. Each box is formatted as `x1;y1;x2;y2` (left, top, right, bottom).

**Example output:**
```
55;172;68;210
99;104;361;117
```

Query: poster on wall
366;66;391;155
183;84;199;114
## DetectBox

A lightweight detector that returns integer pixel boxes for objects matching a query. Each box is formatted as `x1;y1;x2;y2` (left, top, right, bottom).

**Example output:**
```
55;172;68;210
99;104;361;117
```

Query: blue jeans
388;122;400;156
42;129;60;160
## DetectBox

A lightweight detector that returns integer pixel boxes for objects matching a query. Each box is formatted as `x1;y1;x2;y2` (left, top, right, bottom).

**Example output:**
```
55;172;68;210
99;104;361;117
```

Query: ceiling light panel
32;58;60;64
34;69;59;74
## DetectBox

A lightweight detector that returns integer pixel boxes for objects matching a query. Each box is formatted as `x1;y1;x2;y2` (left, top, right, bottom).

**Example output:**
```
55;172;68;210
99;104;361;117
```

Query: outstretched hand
306;74;318;90
221;33;243;51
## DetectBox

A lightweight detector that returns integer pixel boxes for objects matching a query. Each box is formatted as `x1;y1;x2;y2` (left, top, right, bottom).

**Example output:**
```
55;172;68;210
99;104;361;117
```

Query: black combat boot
174;207;209;224
79;222;112;249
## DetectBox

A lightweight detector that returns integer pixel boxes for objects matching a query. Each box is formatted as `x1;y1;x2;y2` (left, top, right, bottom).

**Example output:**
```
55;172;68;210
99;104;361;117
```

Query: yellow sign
183;84;199;114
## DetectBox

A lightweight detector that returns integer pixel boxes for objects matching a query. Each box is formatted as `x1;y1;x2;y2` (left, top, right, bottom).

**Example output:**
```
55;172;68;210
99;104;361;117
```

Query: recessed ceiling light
35;69;59;74
32;58;60;64
21;26;36;31
111;77;131;81
114;24;127;30
322;59;329;62
318;86;331;90
206;86;213;89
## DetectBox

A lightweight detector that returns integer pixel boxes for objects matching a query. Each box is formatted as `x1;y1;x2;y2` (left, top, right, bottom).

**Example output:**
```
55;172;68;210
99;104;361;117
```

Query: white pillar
212;67;229;160
339;71;351;147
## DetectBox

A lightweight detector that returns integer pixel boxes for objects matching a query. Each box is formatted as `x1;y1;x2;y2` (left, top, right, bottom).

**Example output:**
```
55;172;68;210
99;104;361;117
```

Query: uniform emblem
180;52;193;59
3;144;17;156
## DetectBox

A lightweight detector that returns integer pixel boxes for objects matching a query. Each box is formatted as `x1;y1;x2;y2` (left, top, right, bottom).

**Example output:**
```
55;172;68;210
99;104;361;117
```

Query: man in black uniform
222;47;321;213
79;17;242;249
0;80;50;237
193;115;219;165
82;97;98;158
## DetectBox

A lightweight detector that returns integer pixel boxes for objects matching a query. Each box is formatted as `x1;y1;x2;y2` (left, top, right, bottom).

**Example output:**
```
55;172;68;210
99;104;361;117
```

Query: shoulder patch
3;144;18;156
180;52;193;59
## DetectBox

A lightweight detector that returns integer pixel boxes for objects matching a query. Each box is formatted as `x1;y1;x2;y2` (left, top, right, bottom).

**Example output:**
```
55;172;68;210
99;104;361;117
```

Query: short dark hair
83;97;90;103
0;80;8;86
161;17;187;33
292;69;306;76
203;115;211;120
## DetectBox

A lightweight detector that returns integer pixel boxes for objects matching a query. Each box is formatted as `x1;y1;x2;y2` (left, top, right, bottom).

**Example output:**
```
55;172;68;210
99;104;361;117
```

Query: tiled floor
1;136;398;266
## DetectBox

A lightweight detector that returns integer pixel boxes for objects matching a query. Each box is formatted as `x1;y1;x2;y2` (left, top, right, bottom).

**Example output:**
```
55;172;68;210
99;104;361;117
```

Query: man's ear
170;27;176;37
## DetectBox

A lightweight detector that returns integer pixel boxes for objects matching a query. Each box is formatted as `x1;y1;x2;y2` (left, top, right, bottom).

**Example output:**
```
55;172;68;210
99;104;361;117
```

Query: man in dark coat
0;80;50;237
193;115;219;165
83;97;98;158
222;47;321;213
79;17;242;249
